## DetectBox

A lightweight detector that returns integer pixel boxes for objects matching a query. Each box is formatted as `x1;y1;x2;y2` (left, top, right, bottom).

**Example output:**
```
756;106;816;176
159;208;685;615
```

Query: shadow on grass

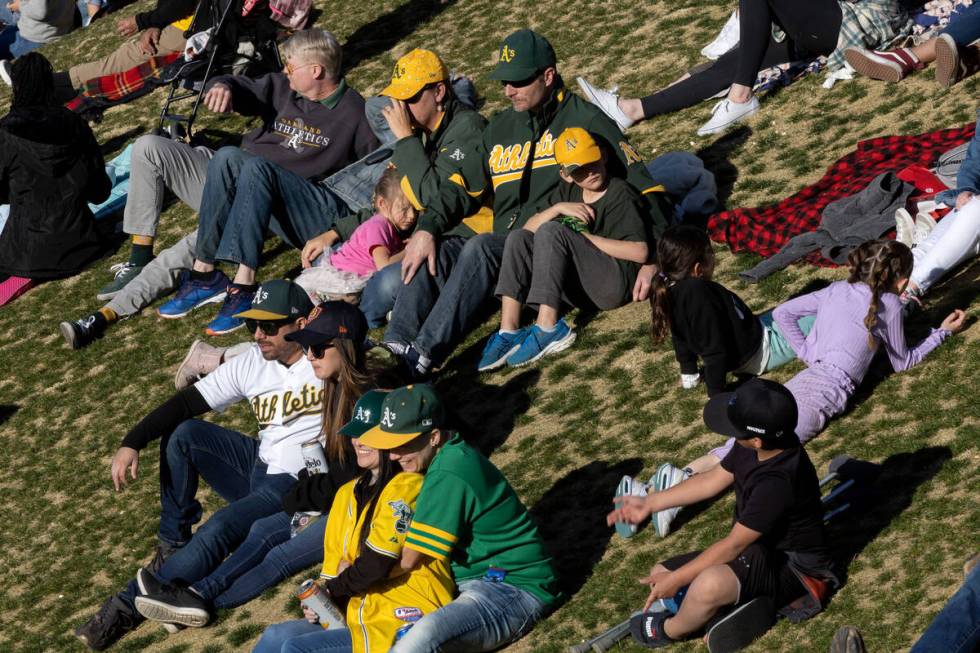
531;458;644;597
100;127;143;157
437;368;539;457
696;125;752;211
0;405;18;427
341;0;458;71
828;446;952;588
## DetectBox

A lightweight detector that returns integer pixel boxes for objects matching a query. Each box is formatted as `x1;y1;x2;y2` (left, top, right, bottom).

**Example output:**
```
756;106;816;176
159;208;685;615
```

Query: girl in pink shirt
297;168;416;301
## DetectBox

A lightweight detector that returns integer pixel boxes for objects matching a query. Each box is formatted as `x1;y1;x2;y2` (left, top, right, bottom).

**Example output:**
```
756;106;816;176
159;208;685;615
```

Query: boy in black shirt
607;378;836;648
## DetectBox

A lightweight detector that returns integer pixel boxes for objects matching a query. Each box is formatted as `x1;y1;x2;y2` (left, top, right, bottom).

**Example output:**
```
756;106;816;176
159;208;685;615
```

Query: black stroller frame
156;0;282;141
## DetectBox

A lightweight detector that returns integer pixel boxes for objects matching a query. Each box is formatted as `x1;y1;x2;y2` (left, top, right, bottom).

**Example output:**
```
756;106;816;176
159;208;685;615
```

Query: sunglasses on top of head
302;341;336;359
245;318;291;335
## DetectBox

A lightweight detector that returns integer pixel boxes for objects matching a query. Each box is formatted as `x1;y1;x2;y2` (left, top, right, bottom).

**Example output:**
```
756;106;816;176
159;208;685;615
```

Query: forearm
120;387;210;450
647;467;732;512
671;536;746;587
584;235;648;263
324;549;398;600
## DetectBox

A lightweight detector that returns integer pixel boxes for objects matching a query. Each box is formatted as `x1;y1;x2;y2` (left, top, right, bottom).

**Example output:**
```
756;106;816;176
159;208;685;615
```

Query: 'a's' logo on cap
381;406;397;428
392;63;405;79
355;406;371;423
255;288;268;303
564;136;577;150
500;45;516;62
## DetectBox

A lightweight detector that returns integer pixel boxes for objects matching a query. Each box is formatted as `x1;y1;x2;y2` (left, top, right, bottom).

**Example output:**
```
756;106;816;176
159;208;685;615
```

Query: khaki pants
68;24;186;87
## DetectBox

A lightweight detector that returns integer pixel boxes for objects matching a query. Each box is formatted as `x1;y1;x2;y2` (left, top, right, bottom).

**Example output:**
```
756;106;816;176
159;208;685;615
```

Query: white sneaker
576;76;634;132
701;10;740;60
697;96;760;136
894;208;915;246
913;212;936;245
651;463;691;538
0;60;11;87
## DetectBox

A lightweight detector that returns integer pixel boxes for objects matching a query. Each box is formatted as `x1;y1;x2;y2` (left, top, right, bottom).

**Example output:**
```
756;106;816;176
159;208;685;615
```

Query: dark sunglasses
499;70;542;89
302;341;335;359
245;318;291;335
404;83;436;105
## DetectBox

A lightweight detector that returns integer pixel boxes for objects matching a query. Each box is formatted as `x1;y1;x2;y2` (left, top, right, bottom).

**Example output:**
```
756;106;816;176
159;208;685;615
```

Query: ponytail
649;225;714;343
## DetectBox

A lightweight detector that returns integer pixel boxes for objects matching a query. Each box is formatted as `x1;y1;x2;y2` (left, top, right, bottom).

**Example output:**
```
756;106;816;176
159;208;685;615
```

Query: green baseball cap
339;390;389;438
234;279;314;320
489;29;556;82
358;384;446;449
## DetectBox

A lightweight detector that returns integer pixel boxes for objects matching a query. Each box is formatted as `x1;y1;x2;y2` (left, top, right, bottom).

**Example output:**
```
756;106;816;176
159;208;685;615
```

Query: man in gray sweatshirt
0;0;74;59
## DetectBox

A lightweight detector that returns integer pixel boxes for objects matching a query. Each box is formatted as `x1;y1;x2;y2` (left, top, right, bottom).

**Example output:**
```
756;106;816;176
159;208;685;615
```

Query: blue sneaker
613;475;648;539
505;319;576;367
205;287;255;335
158;270;229;319
477;328;529;372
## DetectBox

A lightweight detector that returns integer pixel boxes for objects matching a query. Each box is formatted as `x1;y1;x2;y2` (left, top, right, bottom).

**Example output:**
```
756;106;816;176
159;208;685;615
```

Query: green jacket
332;98;488;241
479;80;669;245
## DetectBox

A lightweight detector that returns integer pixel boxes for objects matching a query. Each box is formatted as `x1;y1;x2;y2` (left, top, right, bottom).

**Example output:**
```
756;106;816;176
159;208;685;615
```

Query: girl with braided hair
770;239;965;442
0;52;111;282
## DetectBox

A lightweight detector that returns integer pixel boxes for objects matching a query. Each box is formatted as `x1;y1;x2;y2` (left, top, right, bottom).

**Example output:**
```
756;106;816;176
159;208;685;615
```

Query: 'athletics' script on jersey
250;384;324;426
488;130;558;186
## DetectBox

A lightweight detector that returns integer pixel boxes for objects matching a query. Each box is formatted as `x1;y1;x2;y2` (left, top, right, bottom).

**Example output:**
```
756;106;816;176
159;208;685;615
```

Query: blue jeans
937;109;980;207
0;6;41;60
359;261;401;327
192;510;326;609
389;579;547;653
384;233;507;364
943;2;980;47
910;562;980;653
196;147;351;269
116;420;295;613
254;620;352;653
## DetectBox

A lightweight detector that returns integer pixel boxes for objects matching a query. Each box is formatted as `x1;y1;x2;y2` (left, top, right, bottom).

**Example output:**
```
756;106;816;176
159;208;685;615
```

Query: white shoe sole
0;61;11;87
59;321;81;349
157;291;227;319
134;596;209;628
477;342;522;372
511;329;577;367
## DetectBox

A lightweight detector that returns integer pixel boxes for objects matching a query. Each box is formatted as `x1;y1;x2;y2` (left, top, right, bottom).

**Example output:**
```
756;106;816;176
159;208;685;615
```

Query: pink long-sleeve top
772;280;950;383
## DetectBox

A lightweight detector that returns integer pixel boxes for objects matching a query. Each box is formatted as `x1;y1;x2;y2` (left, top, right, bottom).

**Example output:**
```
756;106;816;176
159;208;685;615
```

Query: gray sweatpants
495;221;630;311
106;135;213;317
123;135;214;238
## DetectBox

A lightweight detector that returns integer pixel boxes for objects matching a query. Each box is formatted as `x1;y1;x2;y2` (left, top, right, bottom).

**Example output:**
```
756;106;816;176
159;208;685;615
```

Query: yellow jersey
320;472;455;652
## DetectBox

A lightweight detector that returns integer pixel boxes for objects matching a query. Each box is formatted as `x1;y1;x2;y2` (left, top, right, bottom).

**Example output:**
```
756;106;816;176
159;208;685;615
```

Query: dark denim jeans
384;233;507;364
943;2;980;47
195;147;351;270
910;562;980;653
254;619;352;653
192;509;326;609
117;419;295;613
359;261;401;327
0;6;42;59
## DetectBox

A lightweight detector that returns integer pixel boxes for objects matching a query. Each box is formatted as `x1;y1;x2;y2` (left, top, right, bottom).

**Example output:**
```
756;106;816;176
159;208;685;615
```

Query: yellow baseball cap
381;49;449;100
554;127;602;172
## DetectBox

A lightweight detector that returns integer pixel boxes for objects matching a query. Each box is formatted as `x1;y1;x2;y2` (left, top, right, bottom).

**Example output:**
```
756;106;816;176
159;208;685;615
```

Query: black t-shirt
721;443;833;579
546;176;649;300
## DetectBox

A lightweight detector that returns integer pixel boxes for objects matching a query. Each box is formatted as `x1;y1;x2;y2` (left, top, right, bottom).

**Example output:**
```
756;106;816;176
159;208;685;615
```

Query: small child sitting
296;167;416;303
479;126;651;370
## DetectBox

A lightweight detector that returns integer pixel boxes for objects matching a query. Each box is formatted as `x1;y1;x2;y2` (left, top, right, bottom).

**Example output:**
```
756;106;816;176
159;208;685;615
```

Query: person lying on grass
479;127;650;370
607;378;838;649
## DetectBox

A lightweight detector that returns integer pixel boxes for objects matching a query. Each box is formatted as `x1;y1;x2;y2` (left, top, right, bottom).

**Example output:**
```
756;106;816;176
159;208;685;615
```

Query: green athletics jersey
405;434;561;606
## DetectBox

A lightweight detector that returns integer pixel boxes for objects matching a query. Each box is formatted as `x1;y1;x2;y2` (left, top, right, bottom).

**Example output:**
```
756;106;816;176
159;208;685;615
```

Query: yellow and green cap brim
233;308;289;319
357;424;424;449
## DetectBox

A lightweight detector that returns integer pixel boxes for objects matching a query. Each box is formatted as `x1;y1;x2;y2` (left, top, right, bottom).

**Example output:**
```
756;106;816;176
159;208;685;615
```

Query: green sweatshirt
480;80;669;247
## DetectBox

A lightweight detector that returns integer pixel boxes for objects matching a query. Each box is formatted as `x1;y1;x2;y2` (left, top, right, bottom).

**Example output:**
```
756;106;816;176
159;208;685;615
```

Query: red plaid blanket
707;122;977;267
65;52;183;116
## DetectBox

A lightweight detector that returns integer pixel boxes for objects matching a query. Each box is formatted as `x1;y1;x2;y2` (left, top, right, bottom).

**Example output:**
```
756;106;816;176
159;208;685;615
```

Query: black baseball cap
284;300;368;349
702;378;798;442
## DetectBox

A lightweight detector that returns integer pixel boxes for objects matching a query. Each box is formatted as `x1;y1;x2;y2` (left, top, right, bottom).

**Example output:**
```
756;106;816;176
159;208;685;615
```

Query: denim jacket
936;109;980;206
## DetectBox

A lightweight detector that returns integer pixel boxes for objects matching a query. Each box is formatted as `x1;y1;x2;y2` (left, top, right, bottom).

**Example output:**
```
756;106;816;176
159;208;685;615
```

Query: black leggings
639;0;842;119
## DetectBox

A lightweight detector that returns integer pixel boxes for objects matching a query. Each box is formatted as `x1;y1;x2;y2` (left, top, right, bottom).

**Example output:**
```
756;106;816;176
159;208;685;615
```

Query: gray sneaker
97;262;144;301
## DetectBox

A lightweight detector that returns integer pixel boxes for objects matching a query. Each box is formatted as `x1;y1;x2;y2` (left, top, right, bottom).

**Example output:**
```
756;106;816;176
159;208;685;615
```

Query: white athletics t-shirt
195;345;323;476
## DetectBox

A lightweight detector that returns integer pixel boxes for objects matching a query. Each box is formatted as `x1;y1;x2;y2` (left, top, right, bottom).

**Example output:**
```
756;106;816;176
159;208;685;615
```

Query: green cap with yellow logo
489;29;556;82
358;384;446;449
339;390;389;438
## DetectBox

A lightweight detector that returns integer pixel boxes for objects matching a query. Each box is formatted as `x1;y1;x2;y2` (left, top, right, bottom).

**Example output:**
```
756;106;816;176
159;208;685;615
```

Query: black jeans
640;0;842;118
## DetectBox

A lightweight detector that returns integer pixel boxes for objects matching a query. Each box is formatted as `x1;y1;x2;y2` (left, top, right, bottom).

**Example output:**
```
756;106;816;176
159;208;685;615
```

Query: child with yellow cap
479;126;651;370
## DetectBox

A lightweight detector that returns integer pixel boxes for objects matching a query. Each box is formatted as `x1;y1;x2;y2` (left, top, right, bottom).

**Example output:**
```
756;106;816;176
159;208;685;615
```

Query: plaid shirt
707;122;977;268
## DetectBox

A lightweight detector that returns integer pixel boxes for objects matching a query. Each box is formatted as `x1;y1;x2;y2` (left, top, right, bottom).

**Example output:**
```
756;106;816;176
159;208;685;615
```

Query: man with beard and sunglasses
382;29;671;379
74;279;325;650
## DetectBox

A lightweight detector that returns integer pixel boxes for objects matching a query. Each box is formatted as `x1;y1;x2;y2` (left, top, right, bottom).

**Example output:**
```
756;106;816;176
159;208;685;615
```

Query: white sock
538;322;558;333
499;328;520;335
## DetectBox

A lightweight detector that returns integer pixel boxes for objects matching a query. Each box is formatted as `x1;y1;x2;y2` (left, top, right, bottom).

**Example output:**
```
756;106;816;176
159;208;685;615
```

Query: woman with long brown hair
133;301;385;628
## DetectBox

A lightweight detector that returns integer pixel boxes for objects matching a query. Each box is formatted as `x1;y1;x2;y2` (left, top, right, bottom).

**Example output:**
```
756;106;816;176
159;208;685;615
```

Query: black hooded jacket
0;106;111;279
